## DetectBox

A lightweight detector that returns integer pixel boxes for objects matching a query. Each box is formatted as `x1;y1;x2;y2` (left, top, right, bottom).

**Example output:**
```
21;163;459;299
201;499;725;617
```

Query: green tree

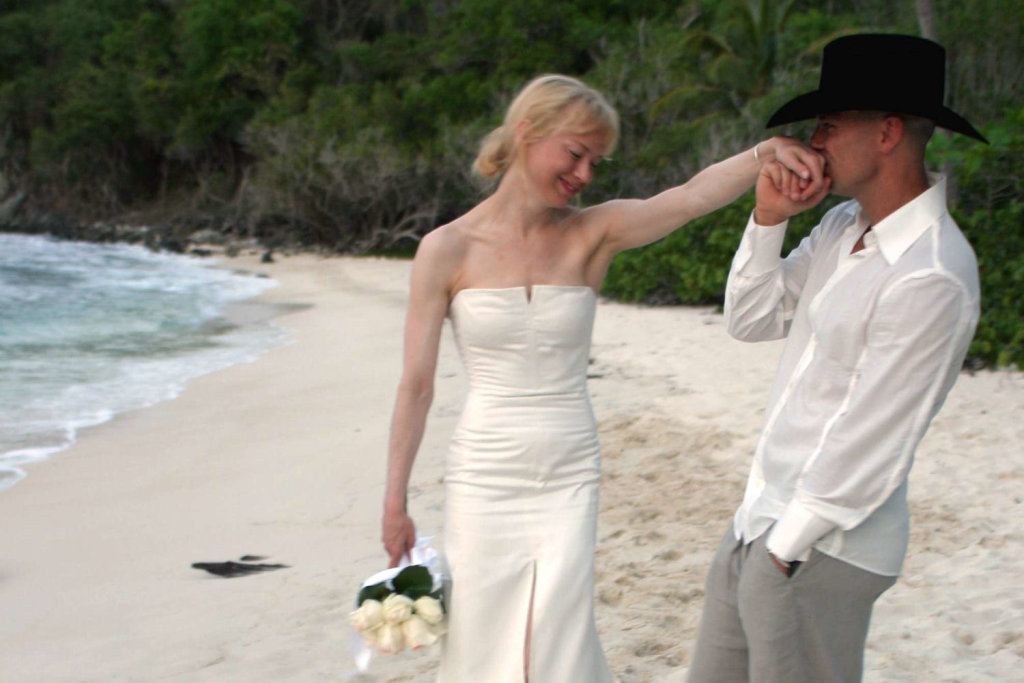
172;0;304;156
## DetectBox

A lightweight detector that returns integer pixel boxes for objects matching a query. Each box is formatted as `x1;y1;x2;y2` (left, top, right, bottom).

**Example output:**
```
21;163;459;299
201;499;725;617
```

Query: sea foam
0;233;286;490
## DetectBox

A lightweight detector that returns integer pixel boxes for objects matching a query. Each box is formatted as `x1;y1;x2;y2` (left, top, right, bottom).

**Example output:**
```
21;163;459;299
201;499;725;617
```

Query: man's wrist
753;206;789;226
767;548;801;577
768;500;836;562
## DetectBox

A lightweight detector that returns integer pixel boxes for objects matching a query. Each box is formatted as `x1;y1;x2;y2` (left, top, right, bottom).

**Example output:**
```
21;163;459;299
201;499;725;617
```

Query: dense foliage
0;0;1020;366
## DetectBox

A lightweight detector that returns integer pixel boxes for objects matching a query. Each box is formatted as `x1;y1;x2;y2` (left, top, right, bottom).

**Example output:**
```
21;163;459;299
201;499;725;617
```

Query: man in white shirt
688;34;986;682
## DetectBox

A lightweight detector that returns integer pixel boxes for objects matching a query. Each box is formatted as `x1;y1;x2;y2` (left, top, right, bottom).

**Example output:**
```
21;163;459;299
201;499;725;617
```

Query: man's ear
879;114;905;154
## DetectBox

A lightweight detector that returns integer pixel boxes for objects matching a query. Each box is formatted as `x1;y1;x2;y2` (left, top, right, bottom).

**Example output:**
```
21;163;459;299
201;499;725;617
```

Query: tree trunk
915;0;937;40
917;0;957;204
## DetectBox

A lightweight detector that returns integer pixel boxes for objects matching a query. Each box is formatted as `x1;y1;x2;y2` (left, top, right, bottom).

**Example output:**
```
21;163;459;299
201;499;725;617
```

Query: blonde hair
473;74;620;178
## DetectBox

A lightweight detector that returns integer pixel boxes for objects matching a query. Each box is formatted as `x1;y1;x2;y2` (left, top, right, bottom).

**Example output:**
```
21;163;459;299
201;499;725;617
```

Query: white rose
428;618;447;637
402;614;439;650
413;596;445;625
359;624;380;647
375;623;405;654
382;593;414;624
349;599;384;633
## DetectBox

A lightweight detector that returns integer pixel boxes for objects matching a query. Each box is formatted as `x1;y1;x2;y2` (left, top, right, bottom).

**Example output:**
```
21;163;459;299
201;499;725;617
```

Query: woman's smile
559;177;581;198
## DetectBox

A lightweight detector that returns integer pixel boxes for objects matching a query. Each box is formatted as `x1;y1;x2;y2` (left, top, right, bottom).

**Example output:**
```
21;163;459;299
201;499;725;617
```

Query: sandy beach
1;253;1021;682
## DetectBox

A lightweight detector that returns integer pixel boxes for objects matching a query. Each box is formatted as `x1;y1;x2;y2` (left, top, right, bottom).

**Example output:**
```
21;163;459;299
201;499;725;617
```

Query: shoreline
0;253;456;682
0;254;1020;681
0;243;288;493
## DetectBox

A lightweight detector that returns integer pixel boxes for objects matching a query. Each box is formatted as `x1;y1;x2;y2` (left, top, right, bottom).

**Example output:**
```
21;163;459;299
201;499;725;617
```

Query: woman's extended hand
382;508;417;568
765;136;826;203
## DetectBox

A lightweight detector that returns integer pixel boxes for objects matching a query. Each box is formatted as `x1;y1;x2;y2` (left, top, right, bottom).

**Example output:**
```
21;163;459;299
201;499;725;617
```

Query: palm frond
682;29;734;56
650;83;720;120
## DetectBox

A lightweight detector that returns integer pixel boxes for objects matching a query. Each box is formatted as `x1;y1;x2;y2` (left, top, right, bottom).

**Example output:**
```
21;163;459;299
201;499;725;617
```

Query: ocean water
0;233;286;490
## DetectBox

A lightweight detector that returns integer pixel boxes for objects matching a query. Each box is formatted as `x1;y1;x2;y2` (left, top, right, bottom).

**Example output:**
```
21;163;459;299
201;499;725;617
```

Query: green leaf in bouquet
357;582;391;606
392;565;433;599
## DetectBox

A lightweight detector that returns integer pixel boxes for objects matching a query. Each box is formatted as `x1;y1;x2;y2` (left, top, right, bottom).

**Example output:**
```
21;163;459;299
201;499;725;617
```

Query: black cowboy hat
767;33;987;143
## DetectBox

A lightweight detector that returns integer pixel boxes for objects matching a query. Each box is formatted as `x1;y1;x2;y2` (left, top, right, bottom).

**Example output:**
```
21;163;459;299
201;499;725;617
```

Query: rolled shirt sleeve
766;273;970;561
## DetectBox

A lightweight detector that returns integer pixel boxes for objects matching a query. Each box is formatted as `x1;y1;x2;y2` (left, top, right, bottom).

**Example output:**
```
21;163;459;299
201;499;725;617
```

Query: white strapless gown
439;285;612;682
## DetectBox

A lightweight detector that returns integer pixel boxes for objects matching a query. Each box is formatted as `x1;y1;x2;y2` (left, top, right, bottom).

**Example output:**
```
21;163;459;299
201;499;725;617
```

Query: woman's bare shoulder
411;215;484;295
577;198;641;226
417;216;474;262
566;202;624;245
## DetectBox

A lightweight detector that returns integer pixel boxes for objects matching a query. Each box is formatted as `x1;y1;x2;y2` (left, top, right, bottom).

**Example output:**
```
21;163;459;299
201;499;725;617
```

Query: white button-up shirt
724;175;980;576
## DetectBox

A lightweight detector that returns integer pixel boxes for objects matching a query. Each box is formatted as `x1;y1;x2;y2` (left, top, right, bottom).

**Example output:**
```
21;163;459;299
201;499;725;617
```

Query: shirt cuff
737;212;788;276
766;499;836;562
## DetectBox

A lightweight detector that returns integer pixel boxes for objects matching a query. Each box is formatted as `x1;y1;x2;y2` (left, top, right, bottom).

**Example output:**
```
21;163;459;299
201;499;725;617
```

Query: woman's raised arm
593;136;824;256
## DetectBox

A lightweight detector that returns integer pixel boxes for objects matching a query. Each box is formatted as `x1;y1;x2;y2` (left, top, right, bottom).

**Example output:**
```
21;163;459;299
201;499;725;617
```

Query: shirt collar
854;174;948;265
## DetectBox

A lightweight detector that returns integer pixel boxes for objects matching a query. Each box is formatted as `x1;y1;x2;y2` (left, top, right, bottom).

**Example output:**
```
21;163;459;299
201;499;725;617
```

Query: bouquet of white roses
349;537;447;671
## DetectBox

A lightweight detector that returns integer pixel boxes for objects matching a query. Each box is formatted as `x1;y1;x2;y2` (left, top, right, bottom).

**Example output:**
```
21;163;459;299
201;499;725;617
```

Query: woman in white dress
381;74;826;681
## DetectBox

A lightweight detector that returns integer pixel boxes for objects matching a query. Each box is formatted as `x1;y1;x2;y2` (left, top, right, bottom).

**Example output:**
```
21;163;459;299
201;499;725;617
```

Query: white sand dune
0;254;1019;682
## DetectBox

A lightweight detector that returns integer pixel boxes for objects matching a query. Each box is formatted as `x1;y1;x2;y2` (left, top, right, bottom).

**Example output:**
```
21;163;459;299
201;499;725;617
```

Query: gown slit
524;559;537;682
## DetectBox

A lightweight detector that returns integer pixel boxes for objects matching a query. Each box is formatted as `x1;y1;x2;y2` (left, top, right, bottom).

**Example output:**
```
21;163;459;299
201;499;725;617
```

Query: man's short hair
897;114;936;148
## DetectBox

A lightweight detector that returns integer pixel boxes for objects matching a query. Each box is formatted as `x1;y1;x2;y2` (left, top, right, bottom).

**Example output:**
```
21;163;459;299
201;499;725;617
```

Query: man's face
809;111;885;198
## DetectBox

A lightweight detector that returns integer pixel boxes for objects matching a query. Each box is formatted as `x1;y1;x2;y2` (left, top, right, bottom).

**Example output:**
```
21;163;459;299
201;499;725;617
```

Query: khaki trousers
688;526;896;683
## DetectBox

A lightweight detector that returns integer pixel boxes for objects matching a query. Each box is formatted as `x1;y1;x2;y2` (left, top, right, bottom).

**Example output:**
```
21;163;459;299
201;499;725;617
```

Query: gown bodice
448;285;596;397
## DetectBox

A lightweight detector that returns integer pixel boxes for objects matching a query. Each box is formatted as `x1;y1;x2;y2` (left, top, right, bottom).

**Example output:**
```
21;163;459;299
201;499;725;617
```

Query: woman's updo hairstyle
473;74;620;179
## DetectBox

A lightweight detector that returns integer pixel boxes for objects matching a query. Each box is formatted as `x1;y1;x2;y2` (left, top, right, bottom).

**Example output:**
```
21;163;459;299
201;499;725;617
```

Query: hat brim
767;90;988;143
